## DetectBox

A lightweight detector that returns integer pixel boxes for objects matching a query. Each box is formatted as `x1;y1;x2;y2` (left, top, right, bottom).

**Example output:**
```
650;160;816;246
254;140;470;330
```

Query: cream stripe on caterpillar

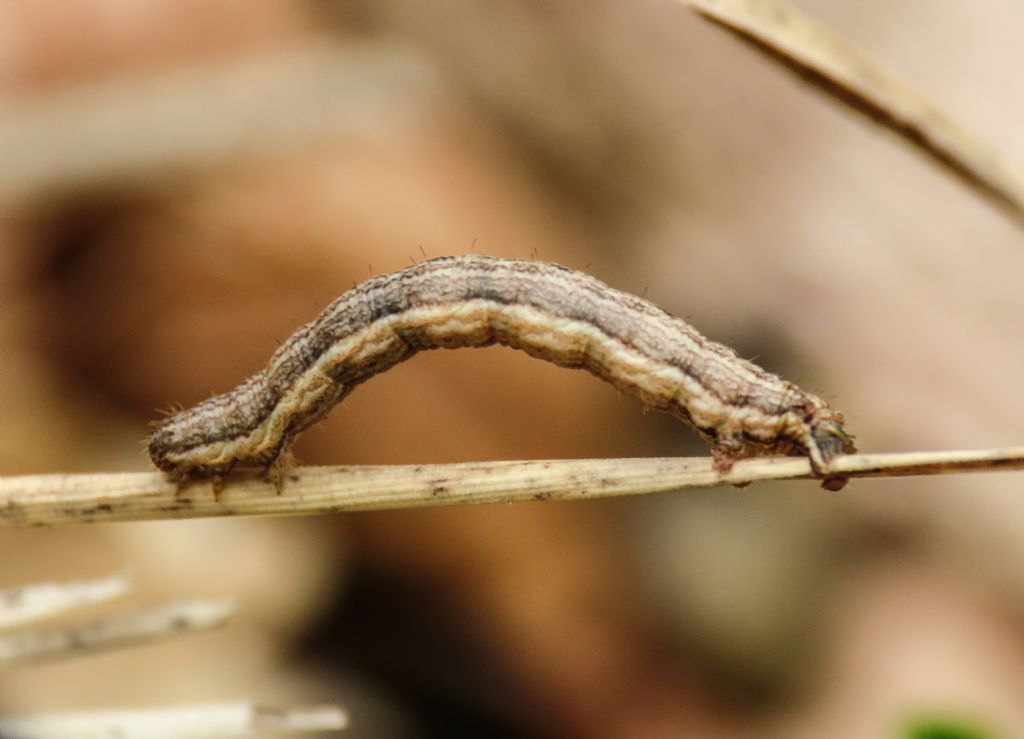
148;255;856;489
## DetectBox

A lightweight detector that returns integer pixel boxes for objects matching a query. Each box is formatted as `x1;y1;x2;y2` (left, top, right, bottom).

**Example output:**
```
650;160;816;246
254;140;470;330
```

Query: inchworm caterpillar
149;255;856;489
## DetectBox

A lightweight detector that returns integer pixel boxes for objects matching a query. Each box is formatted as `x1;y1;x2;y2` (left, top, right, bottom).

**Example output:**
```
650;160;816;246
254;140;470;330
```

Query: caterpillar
148;255;855;489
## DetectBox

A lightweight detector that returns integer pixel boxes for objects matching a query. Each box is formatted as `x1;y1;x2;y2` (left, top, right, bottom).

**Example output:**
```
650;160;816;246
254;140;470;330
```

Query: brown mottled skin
149;255;856;489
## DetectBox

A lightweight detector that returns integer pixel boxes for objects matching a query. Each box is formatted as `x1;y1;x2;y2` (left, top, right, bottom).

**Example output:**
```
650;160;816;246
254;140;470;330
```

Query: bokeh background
2;1;1023;737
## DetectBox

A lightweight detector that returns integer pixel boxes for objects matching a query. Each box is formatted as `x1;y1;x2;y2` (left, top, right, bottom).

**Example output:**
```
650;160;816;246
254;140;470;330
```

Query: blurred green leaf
905;718;997;739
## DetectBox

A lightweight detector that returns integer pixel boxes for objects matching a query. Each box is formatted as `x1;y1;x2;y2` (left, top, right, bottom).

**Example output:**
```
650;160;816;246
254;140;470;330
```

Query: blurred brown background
1;1;1023;737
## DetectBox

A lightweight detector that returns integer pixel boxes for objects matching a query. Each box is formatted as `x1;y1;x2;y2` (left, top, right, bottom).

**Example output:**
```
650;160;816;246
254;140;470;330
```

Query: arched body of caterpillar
148;255;856;490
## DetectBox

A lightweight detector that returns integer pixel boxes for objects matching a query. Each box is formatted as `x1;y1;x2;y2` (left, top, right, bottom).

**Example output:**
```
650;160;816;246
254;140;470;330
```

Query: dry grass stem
1;448;1020;528
0;571;133;630
0;702;348;738
0;600;235;668
681;0;1024;227
0;44;434;206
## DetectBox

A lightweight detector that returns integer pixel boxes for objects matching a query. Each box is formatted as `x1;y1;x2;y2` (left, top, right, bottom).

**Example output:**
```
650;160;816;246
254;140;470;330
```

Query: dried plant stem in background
0;575;348;733
0;702;347;738
1;447;1021;528
0;601;234;667
0;44;434;205
3;9;1021;228
681;0;1024;227
0;571;132;630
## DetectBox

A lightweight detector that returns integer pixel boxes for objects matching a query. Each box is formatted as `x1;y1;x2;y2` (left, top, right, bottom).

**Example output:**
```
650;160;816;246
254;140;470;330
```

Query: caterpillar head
806;409;856;490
